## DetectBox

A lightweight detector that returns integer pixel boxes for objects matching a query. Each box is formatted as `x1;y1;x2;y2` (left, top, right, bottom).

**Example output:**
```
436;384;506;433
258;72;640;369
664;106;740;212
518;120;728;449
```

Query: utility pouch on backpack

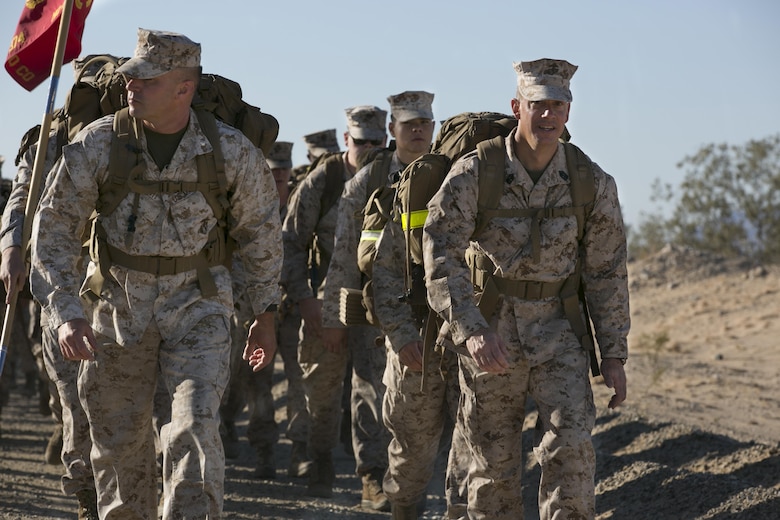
357;184;395;279
65;55;128;141
396;153;451;268
339;287;370;326
193;74;279;156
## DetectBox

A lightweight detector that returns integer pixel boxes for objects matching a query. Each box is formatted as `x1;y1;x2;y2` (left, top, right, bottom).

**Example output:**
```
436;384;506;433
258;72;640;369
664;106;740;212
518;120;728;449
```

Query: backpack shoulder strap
473;135;506;236
317;153;346;220
366;149;395;194
561;141;599;376
101;107;140;215
193;108;230;216
562;141;596;241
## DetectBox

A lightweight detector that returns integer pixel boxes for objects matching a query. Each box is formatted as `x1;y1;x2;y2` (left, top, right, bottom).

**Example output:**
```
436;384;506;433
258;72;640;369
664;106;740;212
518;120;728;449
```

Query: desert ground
1;244;778;519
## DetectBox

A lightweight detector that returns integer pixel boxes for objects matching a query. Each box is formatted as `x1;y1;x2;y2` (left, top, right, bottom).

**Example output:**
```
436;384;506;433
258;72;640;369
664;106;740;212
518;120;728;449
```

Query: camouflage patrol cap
266;141;294;169
514;58;578;103
303;129;340;159
387;91;434;122
116;28;201;79
345;106;388;140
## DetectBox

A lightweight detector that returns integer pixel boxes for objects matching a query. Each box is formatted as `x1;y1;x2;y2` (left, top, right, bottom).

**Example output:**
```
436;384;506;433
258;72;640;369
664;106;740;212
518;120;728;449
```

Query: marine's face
389;118;435;157
513;97;570;147
124;70;190;125
271;167;292;200
271;167;292;186
346;132;385;154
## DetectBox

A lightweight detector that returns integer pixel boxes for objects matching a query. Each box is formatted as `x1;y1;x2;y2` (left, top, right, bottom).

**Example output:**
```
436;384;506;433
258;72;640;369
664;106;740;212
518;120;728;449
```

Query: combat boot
44;424;63;465
75;488;98;520
361;467;390;511
288;440;312;478
306;451;334;498
391;502;418;520
254;446;276;479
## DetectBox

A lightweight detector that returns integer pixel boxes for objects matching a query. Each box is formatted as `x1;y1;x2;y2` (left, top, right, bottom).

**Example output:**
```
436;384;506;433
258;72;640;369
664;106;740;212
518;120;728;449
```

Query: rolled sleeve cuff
447;307;489;346
285;279;314;304
247;284;282;317
386;324;422;354
44;297;88;330
596;339;628;361
0;221;23;252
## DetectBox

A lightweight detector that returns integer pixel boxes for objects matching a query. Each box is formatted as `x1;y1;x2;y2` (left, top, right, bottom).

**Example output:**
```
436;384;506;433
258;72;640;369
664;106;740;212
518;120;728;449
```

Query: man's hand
244;311;278;372
58;318;97;361
465;328;510;374
398;340;424;371
298;297;322;339
1;246;27;303
322;326;347;354
600;358;627;409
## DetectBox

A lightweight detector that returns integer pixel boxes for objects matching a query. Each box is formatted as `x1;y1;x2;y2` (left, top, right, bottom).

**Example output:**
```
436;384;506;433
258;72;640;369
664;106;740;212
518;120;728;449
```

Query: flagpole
0;0;76;378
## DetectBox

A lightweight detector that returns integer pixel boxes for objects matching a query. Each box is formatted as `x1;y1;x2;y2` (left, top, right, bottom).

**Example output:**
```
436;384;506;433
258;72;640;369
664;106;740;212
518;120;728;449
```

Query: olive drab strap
85;108;233;300
366;149;395;196
354;150;398;327
85;107;142;299
20;56;277;301
471;138;601;376
356;148;397;279
561;141;598;373
316;152;347;221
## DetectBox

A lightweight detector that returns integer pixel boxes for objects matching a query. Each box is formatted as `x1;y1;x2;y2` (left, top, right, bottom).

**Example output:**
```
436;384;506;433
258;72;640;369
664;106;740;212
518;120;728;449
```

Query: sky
0;0;778;228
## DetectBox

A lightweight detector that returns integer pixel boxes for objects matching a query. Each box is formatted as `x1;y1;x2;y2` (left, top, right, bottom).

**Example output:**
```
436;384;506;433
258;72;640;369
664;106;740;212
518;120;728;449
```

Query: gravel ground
1;248;779;519
1;369;777;520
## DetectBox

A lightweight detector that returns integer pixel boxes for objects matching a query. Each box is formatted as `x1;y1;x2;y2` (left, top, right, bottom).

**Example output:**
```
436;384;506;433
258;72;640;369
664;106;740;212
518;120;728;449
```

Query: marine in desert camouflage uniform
220;140;312;479
321;90;437;512
282;106;391;507
30;29;282;519
422;59;630;520
291;128;341;187
373;210;469;519
1;132;99;519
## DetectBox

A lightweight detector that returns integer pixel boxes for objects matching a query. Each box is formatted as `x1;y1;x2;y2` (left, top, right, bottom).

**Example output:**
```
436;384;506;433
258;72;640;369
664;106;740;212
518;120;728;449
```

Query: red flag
5;0;93;91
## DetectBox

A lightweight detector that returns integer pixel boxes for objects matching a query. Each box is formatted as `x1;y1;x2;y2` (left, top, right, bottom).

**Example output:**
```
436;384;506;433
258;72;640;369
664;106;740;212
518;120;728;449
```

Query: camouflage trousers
276;304;309;443
41;325;94;496
382;344;469;517
79;314;231;520
221;308;277;452
300;324;389;474
221;297;309;448
458;346;596;520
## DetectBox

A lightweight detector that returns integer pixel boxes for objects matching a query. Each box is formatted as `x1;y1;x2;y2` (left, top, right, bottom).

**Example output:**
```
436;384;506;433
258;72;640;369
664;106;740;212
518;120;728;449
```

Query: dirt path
1;246;779;519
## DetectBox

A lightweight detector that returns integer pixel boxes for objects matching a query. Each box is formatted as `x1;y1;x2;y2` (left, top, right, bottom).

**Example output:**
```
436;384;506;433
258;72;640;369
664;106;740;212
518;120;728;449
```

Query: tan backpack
395;112;601;377
16;54;281;301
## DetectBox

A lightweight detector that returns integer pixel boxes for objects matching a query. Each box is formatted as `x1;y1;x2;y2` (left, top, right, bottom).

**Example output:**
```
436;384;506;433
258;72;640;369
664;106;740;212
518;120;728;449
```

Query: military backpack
15;54;280;300
354;111;601;375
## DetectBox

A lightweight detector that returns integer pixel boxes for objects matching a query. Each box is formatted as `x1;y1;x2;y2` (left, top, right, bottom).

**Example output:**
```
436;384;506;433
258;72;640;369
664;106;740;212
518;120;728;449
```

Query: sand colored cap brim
514;58;577;103
392;108;434;123
116;28;201;79
345;105;387;141
267;159;293;169
267;141;294;169
518;85;573;103
303;129;340;155
387;90;435;122
116;57;171;79
349;127;387;140
307;145;339;158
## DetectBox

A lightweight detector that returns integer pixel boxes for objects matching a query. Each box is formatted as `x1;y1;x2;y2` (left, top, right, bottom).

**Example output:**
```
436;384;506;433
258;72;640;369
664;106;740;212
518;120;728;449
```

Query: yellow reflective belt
401;209;428;231
360;230;382;242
